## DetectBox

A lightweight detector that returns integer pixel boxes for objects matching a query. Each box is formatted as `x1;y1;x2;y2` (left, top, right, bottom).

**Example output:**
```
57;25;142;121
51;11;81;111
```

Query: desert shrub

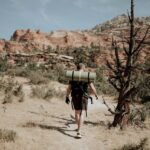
134;75;150;103
130;59;150;103
7;63;64;84
55;64;67;84
7;67;30;77
143;102;150;117
22;121;37;128
114;138;149;150
58;72;68;84
129;102;150;125
26;62;38;71
13;84;25;102
43;68;59;81
0;76;6;90
0;76;24;104
0;57;8;72
140;76;150;103
95;67;116;95
42;64;67;83
72;46;99;68
31;84;65;100
0;129;16;142
29;71;49;85
7;62;39;77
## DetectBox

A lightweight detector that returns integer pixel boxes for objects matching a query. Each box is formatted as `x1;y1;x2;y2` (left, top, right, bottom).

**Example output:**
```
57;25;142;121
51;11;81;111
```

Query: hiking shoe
76;132;82;138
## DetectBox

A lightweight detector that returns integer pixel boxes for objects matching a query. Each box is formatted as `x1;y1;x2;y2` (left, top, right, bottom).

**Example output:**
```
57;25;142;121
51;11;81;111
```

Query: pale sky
0;0;150;39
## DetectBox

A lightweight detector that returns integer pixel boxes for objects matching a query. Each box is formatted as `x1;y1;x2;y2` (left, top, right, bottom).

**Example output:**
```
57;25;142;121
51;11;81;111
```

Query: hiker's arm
66;84;72;98
65;84;72;104
89;83;98;98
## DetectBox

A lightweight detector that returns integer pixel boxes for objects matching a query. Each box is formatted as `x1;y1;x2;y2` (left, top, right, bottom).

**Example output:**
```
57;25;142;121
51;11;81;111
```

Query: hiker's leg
75;110;79;124
80;110;85;124
79;110;86;131
77;110;85;132
75;110;81;131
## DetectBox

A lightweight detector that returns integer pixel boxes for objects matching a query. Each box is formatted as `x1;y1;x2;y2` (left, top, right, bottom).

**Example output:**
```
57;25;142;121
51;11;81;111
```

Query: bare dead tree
106;0;150;129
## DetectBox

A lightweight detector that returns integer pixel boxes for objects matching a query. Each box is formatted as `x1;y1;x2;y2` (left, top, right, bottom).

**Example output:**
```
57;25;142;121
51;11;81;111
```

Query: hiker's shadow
28;111;75;127
22;122;78;139
27;112;77;138
50;115;76;127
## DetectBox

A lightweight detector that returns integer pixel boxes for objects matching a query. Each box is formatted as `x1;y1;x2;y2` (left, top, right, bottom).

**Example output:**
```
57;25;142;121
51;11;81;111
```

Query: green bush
27;62;38;71
95;67;116;95
130;59;150;103
0;57;8;72
129;102;150;125
133;75;150;103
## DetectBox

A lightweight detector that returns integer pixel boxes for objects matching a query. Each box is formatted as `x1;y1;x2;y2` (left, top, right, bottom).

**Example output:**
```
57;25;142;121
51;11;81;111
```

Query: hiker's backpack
70;81;88;97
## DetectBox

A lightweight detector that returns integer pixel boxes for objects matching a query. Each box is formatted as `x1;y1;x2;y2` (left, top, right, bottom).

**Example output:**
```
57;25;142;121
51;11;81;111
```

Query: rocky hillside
0;14;150;66
0;30;104;53
91;14;150;33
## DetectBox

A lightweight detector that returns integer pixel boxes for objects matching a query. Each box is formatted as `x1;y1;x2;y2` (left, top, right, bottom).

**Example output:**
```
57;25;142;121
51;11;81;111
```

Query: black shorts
72;95;88;110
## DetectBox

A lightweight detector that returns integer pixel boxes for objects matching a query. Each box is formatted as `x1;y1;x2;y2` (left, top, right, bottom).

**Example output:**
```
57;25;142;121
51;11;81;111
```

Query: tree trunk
112;98;130;129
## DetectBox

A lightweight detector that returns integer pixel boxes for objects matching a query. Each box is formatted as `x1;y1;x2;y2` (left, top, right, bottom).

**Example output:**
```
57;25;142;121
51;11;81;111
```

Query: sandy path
0;83;150;150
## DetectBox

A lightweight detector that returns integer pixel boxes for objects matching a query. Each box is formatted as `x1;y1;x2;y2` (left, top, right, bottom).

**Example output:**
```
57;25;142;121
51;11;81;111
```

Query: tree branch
127;10;131;23
108;77;120;92
132;26;150;55
102;96;119;115
106;60;115;72
133;27;141;37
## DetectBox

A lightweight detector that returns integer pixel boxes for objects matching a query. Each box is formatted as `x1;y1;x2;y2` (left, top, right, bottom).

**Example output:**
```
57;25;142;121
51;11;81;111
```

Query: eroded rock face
0;15;149;66
1;15;149;54
0;40;5;53
10;30;104;49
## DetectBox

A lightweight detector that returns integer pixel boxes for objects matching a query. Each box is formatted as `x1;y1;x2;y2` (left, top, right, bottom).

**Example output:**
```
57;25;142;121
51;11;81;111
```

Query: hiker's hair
77;63;85;70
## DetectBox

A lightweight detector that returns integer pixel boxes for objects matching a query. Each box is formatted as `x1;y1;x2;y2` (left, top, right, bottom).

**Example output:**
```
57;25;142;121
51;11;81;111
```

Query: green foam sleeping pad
65;70;96;82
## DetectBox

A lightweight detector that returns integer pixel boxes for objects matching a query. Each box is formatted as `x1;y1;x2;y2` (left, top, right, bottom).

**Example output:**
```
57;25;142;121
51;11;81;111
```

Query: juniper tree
106;0;150;128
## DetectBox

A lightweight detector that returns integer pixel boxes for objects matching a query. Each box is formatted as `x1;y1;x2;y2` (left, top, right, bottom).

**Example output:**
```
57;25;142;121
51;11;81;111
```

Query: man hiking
65;63;98;138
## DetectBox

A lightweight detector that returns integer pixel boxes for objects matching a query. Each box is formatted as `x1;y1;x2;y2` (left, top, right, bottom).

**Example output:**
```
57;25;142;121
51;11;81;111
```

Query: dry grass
84;120;106;127
31;84;65;100
29;71;49;85
0;129;16;142
22;121;37;128
129;102;150;127
114;138;149;150
0;76;24;104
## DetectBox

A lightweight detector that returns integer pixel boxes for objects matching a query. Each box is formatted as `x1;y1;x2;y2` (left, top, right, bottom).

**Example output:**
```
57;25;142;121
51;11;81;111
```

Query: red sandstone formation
0;15;149;66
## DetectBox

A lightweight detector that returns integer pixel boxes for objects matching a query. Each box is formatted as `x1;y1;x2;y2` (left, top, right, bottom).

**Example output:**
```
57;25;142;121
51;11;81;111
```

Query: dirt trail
0;82;150;150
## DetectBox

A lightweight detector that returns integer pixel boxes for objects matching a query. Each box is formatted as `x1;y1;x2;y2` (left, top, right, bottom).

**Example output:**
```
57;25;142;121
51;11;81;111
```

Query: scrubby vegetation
31;84;65;100
129;102;150;127
0;57;8;72
114;138;149;150
6;61;66;85
71;45;100;68
136;61;150;103
95;67;116;95
0;129;16;142
0;76;24;104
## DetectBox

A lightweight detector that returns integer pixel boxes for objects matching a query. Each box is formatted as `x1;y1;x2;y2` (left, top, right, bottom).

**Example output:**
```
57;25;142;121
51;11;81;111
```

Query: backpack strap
88;72;90;83
71;100;74;110
72;71;74;81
